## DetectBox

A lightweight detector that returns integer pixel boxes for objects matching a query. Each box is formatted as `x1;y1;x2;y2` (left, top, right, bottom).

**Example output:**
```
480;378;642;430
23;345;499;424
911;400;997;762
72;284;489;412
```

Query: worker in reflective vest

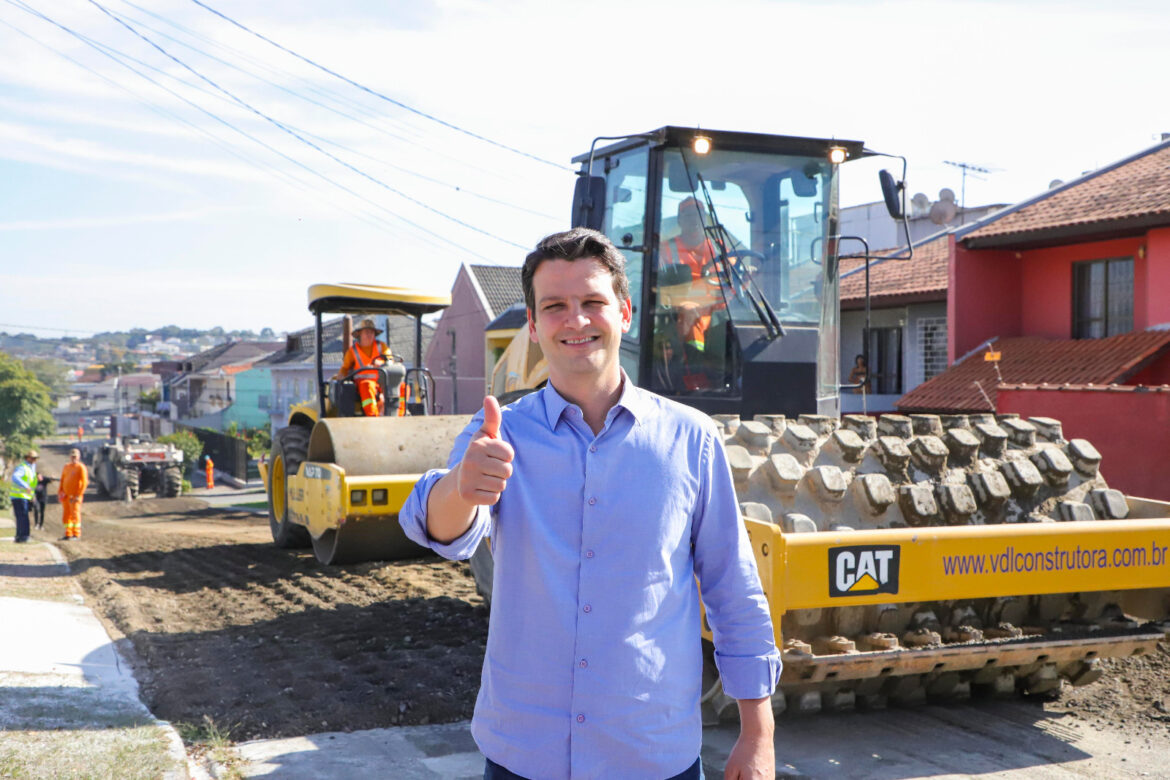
8;450;38;543
204;455;215;490
335;318;392;417
58;448;89;540
659;197;727;353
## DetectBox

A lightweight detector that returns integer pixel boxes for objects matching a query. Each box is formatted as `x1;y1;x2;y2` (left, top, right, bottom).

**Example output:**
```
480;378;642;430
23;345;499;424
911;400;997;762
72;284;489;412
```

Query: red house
898;138;1170;500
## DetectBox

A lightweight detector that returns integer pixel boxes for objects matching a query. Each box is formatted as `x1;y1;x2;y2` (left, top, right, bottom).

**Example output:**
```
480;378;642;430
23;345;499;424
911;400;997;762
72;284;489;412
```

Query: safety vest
662;237;718;279
349;342;386;382
9;461;36;501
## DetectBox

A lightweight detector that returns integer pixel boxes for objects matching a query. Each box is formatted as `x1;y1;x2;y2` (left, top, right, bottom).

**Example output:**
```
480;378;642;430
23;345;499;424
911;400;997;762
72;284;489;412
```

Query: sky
0;0;1167;338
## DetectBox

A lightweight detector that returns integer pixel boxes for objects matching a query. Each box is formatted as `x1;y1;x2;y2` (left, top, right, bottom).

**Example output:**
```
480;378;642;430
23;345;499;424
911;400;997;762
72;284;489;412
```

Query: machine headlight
371;489;388;505
350;489;367;506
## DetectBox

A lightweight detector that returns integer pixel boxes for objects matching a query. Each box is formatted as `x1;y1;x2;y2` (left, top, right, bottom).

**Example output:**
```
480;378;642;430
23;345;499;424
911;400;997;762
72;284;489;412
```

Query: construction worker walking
76;425;84;442
8;450;38;543
333;318;391;417
204;455;215;490
58;448;88;540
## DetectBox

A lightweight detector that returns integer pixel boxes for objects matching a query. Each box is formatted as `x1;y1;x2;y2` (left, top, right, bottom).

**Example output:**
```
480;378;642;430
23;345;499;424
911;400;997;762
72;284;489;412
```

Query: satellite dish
911;192;930;218
930;188;958;225
1049;179;1064;189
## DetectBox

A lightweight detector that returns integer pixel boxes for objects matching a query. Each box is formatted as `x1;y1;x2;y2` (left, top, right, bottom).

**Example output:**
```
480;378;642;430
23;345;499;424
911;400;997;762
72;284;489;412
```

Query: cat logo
829;545;900;597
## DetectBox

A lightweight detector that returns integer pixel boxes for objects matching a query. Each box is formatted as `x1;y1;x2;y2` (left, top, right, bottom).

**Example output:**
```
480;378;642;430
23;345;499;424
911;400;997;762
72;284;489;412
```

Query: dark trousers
33;498;46;529
12;498;31;541
485;756;703;780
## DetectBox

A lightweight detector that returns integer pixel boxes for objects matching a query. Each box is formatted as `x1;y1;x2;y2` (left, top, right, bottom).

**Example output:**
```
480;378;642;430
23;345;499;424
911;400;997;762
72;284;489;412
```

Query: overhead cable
86;0;528;250
7;0;499;261
188;0;571;171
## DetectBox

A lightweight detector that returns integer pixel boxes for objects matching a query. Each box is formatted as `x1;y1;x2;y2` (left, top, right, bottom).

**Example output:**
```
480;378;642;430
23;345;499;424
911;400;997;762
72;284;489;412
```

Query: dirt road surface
25;441;1170;775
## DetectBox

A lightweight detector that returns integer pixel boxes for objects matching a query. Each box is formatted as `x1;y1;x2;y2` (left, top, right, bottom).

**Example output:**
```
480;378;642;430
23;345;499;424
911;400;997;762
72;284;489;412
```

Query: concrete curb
30;539;197;779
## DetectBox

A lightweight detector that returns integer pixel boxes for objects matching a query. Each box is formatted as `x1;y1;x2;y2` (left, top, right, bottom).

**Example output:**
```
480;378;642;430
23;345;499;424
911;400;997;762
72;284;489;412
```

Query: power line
88;0;529;250
188;0;571;172
9;0;502;260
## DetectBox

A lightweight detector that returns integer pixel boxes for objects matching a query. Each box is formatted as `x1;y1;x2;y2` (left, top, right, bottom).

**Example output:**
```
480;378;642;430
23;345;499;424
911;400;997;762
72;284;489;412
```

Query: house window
916;317;948;384
1073;258;1133;339
864;327;903;394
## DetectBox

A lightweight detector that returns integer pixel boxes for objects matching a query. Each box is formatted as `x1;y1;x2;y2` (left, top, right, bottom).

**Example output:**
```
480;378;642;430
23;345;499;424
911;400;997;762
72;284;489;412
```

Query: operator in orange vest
58;448;89;540
659;197;727;354
333;318;392;417
76;425;84;442
204;455;215;490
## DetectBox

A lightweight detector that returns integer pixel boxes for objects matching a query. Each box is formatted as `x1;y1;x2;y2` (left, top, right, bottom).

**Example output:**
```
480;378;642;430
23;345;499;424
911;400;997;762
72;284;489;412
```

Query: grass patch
232;500;269;510
0;687;180;779
176;715;246;780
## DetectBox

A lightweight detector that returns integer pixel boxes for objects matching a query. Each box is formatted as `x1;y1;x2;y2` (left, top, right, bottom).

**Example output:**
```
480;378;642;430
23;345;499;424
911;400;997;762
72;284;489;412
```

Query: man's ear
527;308;538;343
620;297;632;334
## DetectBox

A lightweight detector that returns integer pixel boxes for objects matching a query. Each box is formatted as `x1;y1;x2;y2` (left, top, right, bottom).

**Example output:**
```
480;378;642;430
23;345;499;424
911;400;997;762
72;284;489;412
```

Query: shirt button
588;497;596;506
577;714;585;723
579;659;588;669
583;604;591;613
585;550;594;559
589;445;597;453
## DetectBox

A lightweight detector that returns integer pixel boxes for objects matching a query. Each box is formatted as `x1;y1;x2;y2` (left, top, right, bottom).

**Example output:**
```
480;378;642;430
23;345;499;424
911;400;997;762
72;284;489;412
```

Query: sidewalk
0;518;189;779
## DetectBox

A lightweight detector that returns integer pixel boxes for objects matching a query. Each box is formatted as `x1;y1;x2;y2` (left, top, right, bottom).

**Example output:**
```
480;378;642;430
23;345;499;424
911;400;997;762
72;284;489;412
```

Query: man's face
69;450;80;462
677;201;705;245
356;329;376;348
527;258;631;386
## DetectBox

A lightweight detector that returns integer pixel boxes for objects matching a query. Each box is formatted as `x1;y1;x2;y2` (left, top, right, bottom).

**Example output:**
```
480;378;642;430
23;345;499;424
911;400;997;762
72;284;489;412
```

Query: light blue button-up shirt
400;378;780;780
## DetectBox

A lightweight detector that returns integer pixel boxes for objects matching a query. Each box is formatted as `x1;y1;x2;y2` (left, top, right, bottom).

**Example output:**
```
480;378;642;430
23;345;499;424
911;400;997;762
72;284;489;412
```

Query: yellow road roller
260;283;470;565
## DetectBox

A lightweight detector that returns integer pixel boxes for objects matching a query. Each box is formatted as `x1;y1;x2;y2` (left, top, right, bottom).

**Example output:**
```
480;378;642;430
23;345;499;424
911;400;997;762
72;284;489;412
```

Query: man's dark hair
521;228;630;313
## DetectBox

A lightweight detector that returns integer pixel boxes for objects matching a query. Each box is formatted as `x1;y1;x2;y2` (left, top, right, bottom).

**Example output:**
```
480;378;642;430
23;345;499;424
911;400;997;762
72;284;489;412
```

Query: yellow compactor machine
476;126;1170;719
265;128;1170;719
260;284;470;565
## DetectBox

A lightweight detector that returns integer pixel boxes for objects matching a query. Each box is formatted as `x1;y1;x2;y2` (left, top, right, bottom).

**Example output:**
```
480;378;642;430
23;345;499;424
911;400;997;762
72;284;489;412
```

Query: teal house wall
222;367;273;430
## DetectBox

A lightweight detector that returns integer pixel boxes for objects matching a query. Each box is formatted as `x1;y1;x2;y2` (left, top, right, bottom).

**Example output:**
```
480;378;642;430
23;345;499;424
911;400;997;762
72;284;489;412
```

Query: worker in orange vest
333;318;392;417
76;424;84;442
58;448;89;540
204;455;215;490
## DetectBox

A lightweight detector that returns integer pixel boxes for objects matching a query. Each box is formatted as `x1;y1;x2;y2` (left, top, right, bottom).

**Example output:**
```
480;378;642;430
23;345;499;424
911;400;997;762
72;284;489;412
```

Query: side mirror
572;175;607;231
879;169;904;219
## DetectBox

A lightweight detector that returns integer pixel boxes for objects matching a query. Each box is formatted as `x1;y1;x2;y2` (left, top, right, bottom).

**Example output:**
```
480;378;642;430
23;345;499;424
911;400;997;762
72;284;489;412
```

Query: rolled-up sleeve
398;411;493;561
691;428;782;700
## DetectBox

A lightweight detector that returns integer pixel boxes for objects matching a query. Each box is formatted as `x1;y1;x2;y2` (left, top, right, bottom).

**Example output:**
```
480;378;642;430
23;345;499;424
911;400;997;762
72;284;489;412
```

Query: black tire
124;468;140;500
268;425;312;548
469;539;494;603
160;466;182;498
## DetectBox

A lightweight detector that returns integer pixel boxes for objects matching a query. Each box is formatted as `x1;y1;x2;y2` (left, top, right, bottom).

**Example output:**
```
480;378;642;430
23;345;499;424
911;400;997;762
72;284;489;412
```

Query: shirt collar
540;370;649;430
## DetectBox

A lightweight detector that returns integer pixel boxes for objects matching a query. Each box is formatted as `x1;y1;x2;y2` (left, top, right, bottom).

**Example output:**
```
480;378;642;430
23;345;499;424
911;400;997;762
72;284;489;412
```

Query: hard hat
353;318;382;334
26;449;38;459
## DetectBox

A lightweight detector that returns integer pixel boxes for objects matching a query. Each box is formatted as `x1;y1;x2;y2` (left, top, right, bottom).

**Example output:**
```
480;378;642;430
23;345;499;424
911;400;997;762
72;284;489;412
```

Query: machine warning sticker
829;545;900;597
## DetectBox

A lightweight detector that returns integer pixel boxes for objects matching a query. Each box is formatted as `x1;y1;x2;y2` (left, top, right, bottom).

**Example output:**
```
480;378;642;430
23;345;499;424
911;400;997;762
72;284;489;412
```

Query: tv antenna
943;160;999;223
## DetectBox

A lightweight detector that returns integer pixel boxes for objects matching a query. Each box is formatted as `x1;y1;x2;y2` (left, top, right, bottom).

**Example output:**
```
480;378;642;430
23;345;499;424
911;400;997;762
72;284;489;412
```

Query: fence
175;423;249;482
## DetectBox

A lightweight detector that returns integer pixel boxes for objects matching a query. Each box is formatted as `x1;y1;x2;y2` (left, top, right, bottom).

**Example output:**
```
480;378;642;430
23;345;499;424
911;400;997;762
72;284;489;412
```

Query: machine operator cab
305;284;450;422
572;127;869;420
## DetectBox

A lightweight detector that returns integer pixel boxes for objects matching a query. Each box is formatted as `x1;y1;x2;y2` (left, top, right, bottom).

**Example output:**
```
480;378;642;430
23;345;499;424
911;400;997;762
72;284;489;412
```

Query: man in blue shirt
401;228;780;779
8;449;38;543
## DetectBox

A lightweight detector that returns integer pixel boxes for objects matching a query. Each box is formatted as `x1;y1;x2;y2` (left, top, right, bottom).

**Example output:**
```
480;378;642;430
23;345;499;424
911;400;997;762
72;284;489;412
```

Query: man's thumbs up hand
456;396;514;506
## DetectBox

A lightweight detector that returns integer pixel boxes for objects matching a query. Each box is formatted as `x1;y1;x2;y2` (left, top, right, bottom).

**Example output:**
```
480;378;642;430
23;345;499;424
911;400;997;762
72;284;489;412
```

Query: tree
159;430;203;474
260;327;276;339
0;352;55;458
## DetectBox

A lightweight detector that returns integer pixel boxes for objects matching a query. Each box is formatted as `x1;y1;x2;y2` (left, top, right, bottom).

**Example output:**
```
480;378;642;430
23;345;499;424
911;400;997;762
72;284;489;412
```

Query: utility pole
448;330;458;414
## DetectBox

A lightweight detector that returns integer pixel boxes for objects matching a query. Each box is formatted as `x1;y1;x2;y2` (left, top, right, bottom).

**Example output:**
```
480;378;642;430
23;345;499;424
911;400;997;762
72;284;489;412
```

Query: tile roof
896;330;1170;413
469;264;523;318
485;302;528;332
840;234;950;307
183;341;284;374
960;140;1170;247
